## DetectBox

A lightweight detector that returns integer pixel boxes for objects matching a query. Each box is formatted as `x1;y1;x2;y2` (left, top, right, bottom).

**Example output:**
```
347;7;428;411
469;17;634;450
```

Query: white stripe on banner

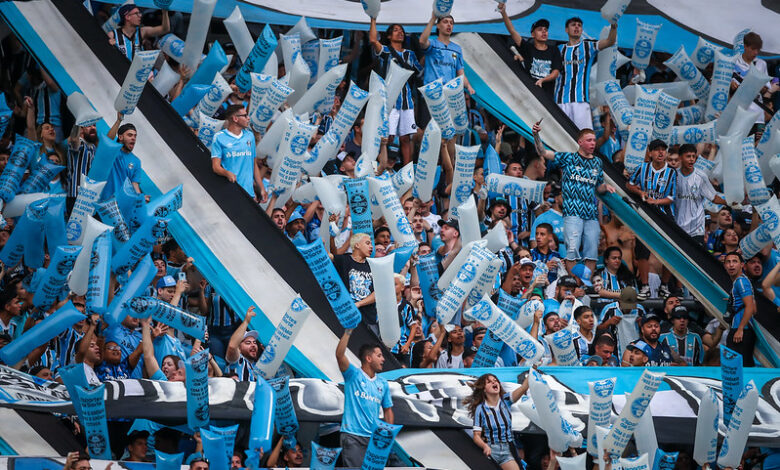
0;408;58;455
12;0;355;379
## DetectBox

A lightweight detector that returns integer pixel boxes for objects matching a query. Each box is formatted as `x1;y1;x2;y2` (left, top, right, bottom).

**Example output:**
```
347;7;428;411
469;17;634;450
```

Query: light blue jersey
102;149;141;199
423;37;464;85
341;364;392;437
211;129;256;197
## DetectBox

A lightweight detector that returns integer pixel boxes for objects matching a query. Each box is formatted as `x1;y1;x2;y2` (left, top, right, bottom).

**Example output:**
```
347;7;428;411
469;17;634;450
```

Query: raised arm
531;121;556;160
226;306;255;364
107;112;123;140
498;3;523;46
142;9;170;38
419;11;437;51
141;318;161;378
597;23;617;50
368;17;383;55
425;323;447;365
335;328;353;372
761;262;780;303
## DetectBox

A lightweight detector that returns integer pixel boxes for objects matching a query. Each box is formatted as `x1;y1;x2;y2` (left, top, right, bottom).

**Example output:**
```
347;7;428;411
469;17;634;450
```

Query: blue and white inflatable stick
715;65;770;136
598;80;633;133
437;240;483;291
104;255;156;325
86;231;112;314
663;46;710;103
361;72;387;162
705;51;735;122
368;177;417;247
635;401;658;465
69;218;113;296
691;36;720;69
416;253;441;318
344;178;375;246
587;378;616;457
66;177;106;245
464;295;544;363
171;84;212;117
255;295;312;379
419;79;456;140
0;301;85;366
44;197;68;250
718;381;759;469
200;427;229;470
693;387;720;467
251;78;293;135
296;240;361;329
22;198;49;269
624;86;660;173
197;113;224;147
305;82;370;175
76;384;112;460
236;24;278;93
208;425;239;466
222;7;253;62
444;76;468;134
88;133;122;183
95;197;131;248
448;144;480;216
293;63;348;115
185;348;210;430
620;454;650;470
465;257;502;308
384;61;413;122
59;363;90;416
20;160;65;194
484;174;547;205
158;33;185;62
556;452;587;470
368;254;399;349
742;137;771;205
316;37;344;104
249;377;276;453
311;441;341;470
114;50;160;115
112;216;168;276
188;41;227;86
436;244;493;324
361;421;402;470
180;0;217;72
0;198;48;268
600;0;631;24
652;92;680;143
414;121;442;203
155;451;184;470
527;369;581;452
268;376;299;443
603;370;665;458
0;135;41;201
432;0;453;17
199;73;232;118
545;329;578;366
32;245;82;308
720;345;744;426
720;132;746;206
125;296;207;340
631;19;661;70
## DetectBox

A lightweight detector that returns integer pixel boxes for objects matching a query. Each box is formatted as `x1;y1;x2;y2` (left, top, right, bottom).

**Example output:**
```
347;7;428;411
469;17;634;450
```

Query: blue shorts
489;442;516;466
563;216;600;261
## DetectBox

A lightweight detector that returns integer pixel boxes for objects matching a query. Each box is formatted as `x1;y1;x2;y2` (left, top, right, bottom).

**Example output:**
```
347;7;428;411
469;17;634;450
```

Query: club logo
429;284;441;301
258;343;276;364
631;396;650;418
630;130;648;151
372;426;396;450
256;105;274;123
696;47;714;64
592;380;613;397
57;256;76;276
745;163;762;184
604;81;621;94
290;135;309;156
208;85;223;101
655;112;671;130
680;63;697;80
469;300;492;321
517;339;539;358
291;297;307;312
66;221;82;241
322;280;341;301
350;193;368;215
427;84;443;101
684;127;704;143
634;39;652;59
136;65;153;82
455;182;473;202
552;330;572;349
621;110;633;125
457;262;478;283
711;91;728;111
88;433;108;456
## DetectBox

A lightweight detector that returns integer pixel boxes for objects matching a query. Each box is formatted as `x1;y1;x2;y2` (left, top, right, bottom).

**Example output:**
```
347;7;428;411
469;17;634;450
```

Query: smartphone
178;271;187;282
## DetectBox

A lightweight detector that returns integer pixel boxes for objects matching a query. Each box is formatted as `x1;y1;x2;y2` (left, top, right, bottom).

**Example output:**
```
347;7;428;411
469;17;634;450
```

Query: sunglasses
105;345;121;351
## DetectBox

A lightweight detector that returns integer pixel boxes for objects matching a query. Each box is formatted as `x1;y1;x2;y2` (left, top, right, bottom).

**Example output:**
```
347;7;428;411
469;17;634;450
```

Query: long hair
382;24;406;46
464;373;505;418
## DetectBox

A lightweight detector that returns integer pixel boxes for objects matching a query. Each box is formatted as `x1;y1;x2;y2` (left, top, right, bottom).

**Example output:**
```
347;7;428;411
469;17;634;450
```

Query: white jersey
675;168;717;237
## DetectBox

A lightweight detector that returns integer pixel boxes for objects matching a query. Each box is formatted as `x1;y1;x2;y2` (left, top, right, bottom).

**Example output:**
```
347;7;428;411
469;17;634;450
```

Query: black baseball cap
437;218;460;231
641;312;662;325
531;18;550;32
670;306;690;320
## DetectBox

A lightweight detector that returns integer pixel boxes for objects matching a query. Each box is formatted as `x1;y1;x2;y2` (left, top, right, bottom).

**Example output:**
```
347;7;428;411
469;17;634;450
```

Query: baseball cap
670;305;689;320
531;18;550;32
286;211;304;226
156;275;176;289
619;287;638;310
518;257;535;267
437;218;460;231
584;355;603;366
558;275;578;288
571;264;592;287
641;312;662;325
243;330;259;341
627;340;653;357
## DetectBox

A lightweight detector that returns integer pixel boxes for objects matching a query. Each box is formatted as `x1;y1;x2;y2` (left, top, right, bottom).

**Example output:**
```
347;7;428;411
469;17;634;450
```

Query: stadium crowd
0;0;778;469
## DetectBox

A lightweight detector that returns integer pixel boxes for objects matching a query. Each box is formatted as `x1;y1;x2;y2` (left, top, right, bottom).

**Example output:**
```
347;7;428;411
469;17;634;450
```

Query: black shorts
635;239;651;261
416;101;431;129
